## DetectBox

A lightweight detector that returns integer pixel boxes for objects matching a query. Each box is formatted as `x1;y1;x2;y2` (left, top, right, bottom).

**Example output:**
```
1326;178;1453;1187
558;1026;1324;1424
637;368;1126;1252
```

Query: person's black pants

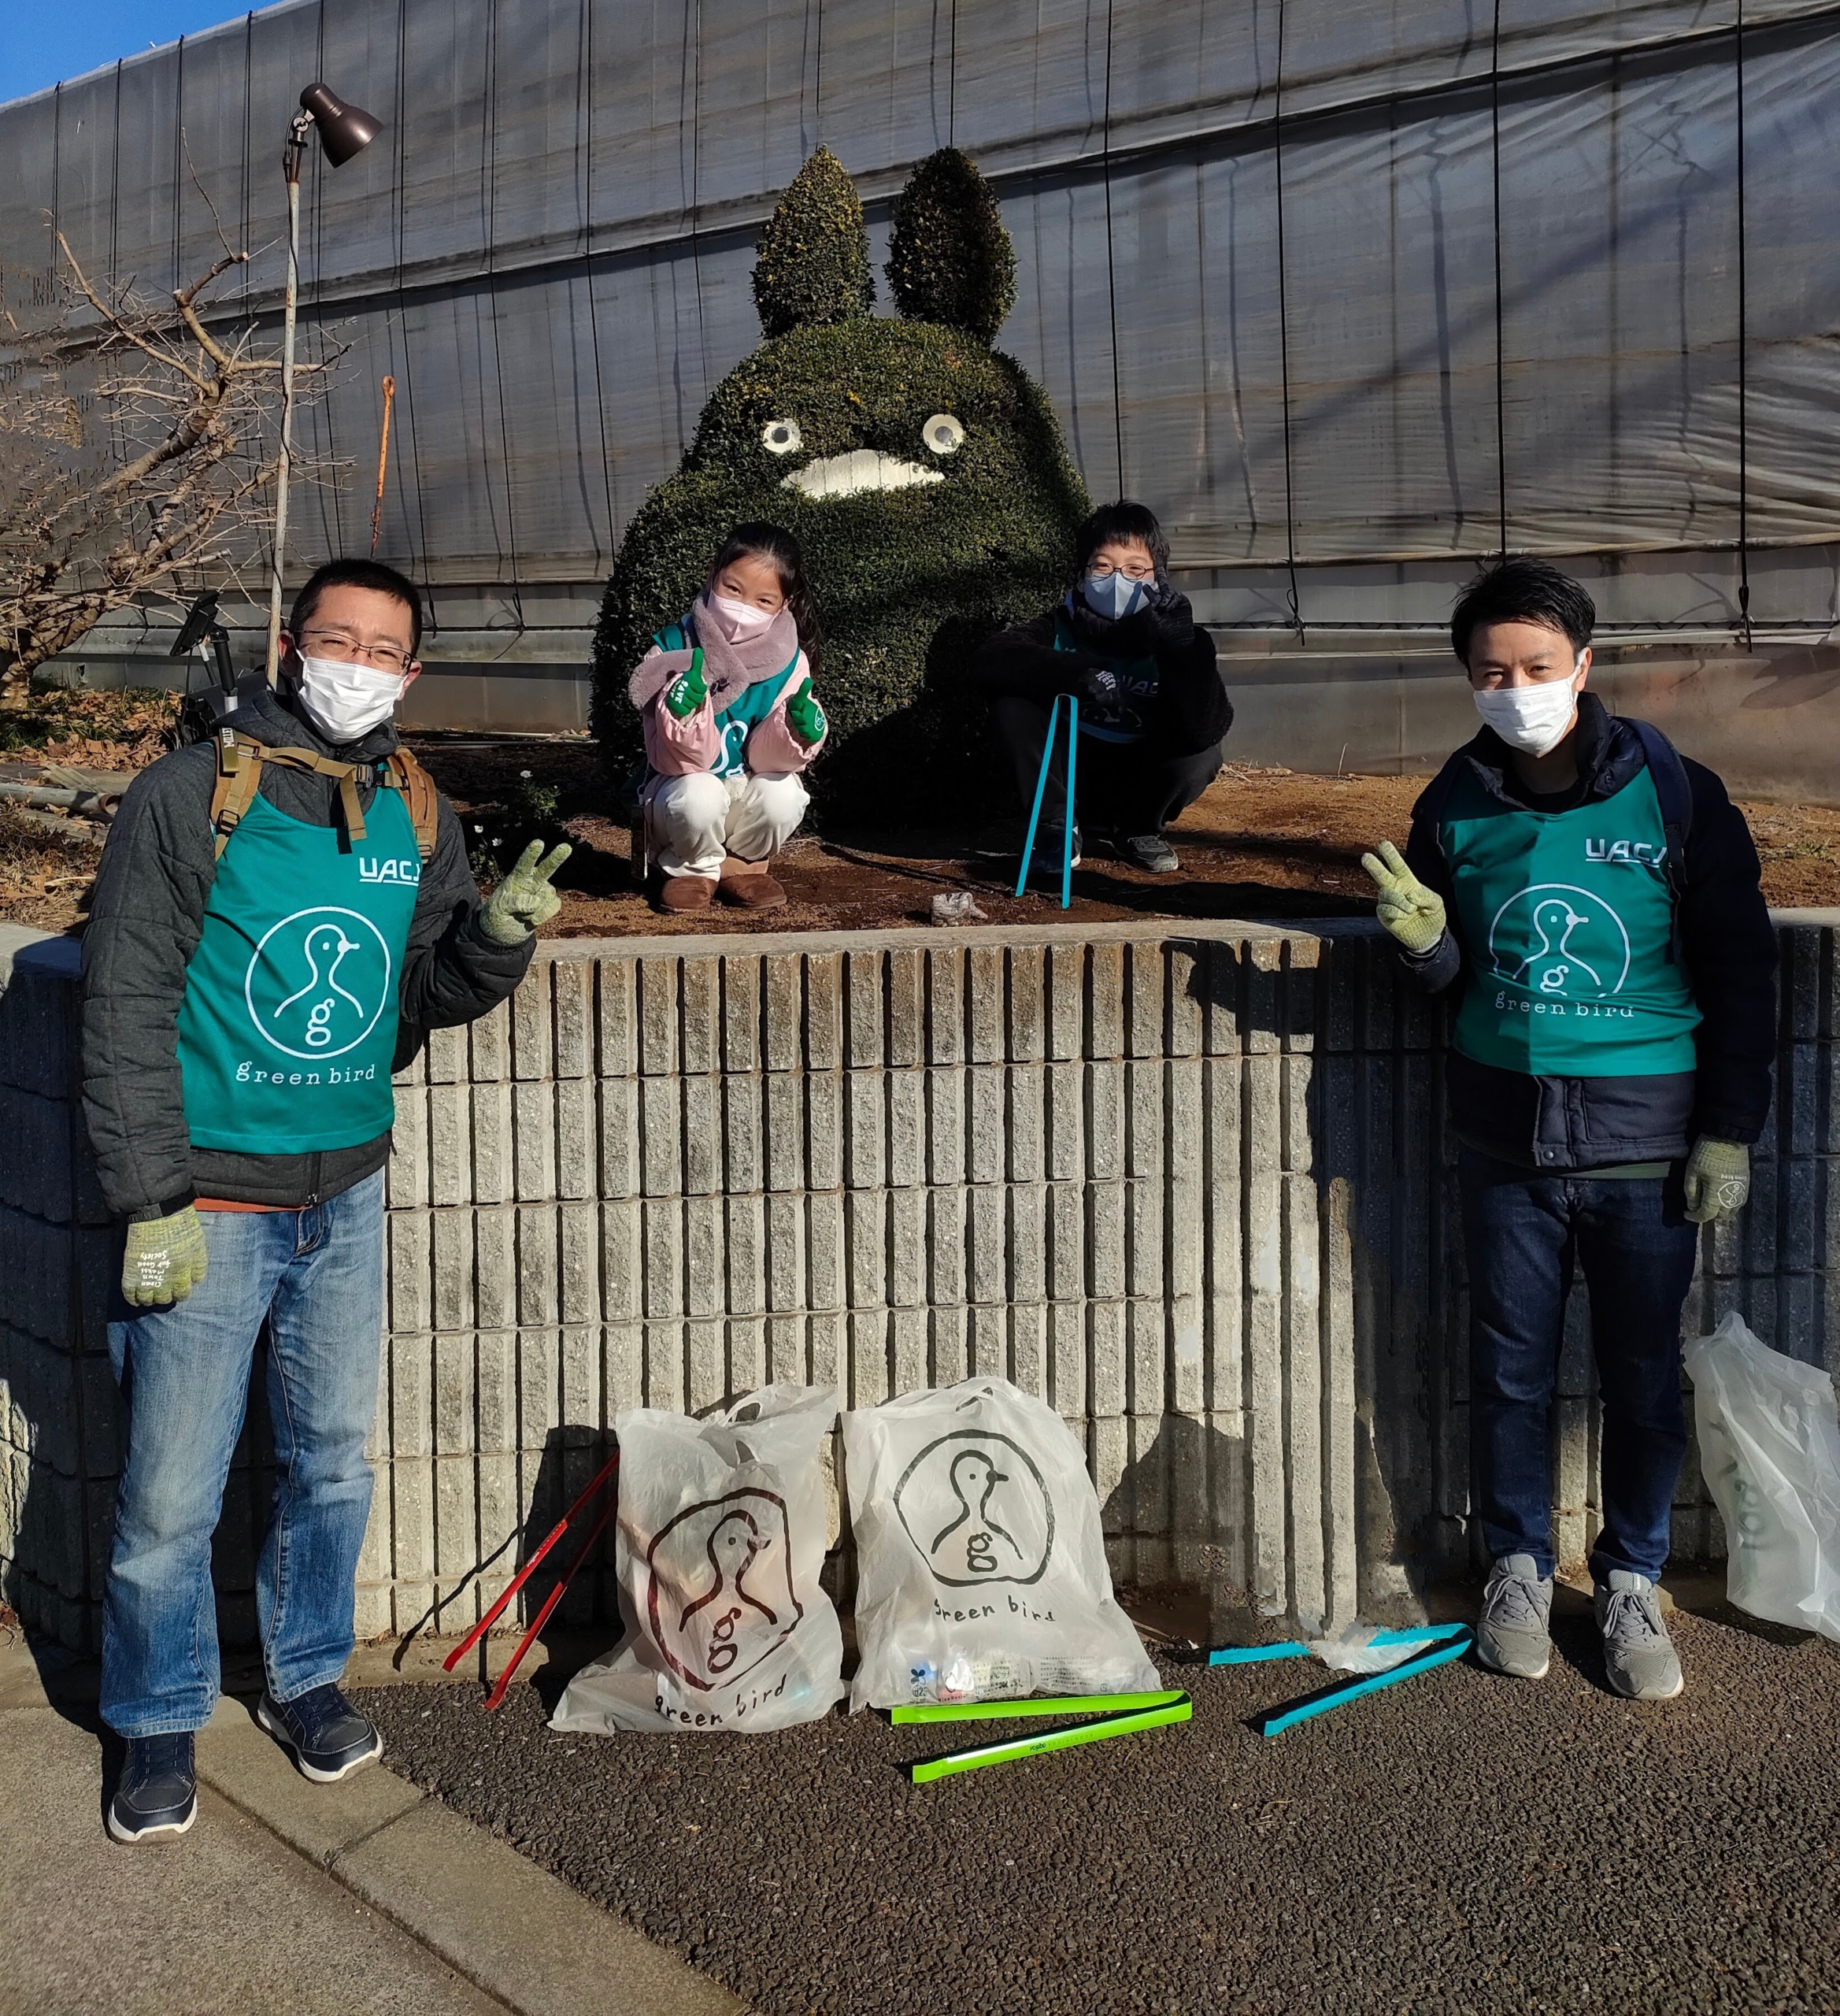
991;695;1224;839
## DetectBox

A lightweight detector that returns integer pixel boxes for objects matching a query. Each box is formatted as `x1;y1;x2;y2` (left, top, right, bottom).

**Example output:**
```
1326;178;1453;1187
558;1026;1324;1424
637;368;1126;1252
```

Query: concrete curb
194;1692;749;2016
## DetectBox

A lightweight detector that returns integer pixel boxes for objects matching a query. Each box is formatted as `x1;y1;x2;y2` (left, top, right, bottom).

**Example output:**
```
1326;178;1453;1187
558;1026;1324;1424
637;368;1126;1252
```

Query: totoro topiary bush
885;146;1017;343
593;146;1089;824
751;146;876;339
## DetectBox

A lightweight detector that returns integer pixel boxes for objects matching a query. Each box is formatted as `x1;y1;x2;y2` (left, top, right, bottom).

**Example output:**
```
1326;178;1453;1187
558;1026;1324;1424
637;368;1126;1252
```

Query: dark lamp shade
298;83;381;168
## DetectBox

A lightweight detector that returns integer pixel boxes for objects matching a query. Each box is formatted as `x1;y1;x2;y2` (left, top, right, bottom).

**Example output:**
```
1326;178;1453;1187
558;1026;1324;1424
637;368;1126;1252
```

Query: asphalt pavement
360;1586;1840;2016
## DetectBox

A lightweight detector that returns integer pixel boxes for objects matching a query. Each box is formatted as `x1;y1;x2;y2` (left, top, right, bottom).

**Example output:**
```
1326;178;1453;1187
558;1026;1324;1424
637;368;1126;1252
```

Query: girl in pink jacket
628;522;827;912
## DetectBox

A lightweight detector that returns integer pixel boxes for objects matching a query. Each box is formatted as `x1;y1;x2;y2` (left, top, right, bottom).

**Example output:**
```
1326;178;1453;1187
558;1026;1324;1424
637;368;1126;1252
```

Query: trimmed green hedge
593;150;1090;825
752;147;875;339
886;148;1016;342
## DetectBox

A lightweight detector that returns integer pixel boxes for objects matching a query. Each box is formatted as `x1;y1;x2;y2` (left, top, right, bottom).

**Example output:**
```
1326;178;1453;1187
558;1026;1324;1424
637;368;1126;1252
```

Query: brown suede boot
718;857;787;910
658;873;716;914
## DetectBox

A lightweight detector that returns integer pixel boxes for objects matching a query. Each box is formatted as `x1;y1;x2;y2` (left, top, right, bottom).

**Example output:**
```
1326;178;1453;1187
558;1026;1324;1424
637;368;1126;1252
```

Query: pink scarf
628;594;802;712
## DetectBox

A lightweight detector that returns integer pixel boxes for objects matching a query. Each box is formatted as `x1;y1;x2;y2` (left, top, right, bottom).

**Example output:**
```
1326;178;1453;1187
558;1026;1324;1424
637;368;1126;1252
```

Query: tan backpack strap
384;748;440;862
209;731;264;861
257;746;368;845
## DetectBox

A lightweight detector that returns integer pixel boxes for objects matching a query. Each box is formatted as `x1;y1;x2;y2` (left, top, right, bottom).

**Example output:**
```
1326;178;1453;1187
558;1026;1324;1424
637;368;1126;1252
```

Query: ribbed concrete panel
4;915;1836;1651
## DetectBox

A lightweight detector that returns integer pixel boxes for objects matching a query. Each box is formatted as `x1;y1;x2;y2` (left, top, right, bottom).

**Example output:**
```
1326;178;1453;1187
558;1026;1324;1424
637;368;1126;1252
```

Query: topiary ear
752;146;876;339
885;147;1016;343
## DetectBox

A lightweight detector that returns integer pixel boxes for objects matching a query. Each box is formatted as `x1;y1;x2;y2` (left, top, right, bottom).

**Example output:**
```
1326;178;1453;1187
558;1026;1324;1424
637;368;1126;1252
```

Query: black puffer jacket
80;683;533;1220
1398;694;1777;1168
975;588;1234;754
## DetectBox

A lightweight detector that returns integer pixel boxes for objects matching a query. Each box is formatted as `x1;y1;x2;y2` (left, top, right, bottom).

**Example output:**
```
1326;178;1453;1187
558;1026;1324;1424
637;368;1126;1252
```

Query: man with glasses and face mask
1361;558;1775;1702
80;559;568;1842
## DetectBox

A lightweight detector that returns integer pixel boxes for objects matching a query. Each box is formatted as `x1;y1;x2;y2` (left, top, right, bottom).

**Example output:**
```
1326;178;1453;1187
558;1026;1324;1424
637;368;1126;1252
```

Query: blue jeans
102;1173;384;1737
1460;1148;1697;1584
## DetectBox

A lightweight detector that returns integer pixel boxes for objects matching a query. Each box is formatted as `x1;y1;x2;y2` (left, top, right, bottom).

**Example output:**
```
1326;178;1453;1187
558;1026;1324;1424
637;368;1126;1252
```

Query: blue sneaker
256;1684;383;1783
108;1733;198;1844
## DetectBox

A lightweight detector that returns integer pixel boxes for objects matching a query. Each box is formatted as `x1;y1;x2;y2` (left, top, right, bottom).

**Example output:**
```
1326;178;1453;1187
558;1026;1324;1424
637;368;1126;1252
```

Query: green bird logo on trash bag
591;145;1091;820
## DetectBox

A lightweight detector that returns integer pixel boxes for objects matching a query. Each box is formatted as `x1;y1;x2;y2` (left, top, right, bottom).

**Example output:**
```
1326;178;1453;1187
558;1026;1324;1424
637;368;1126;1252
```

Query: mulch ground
6;703;1840;936
357;1593;1840;2016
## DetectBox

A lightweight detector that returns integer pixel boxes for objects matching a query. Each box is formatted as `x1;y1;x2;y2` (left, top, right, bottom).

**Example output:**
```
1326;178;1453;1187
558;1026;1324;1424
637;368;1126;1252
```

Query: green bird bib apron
1441;765;1701;1077
176;786;421;1152
1051;609;1160;745
654;619;802;780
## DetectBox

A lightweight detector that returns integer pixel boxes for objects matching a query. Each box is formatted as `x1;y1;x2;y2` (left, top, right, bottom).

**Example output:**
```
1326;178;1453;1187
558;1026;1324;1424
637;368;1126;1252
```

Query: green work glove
1683;1139;1750;1225
479;839;572;945
785;677;826;747
663;648;708;720
121;1206;209;1308
1359;839;1447;957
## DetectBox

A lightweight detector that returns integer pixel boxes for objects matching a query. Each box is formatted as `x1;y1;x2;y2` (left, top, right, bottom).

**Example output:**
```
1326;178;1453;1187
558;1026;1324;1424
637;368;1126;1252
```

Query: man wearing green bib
80;560;568;1842
1362;559;1775;1702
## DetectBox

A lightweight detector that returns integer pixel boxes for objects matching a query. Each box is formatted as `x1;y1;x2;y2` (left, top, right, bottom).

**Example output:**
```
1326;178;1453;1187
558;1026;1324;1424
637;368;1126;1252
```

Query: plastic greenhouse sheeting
4;0;1839;633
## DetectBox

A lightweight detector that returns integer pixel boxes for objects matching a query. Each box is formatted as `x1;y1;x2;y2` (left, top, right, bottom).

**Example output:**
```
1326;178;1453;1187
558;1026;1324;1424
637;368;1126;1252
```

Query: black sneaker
1023;824;1082;886
1096;830;1179;874
108;1732;198;1844
257;1684;383;1783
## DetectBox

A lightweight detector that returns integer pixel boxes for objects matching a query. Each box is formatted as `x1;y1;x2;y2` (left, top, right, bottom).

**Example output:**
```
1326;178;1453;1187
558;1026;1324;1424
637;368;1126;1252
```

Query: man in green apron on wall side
80;560;568;1843
1361;559;1776;1701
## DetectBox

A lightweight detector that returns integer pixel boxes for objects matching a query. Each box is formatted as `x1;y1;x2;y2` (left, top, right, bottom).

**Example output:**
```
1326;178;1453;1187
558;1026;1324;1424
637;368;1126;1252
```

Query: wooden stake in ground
368;376;395;558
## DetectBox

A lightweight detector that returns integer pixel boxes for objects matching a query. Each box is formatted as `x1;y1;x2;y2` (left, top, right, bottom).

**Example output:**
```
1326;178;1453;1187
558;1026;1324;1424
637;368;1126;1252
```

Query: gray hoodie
80;681;533;1219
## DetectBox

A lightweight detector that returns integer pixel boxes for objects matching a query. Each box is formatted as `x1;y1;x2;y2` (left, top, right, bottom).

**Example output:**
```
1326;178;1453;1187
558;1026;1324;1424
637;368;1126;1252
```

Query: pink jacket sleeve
744;653;827;775
632;645;720;776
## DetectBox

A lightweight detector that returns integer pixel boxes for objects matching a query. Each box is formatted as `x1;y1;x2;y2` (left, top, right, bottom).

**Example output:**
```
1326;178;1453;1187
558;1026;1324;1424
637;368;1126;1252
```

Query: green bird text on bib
1441;765;1701;1077
176;786;421;1153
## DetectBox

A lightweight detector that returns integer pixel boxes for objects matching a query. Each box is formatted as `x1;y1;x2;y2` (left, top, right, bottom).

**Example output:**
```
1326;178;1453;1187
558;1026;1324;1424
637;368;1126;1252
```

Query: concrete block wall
5;915;1838;1655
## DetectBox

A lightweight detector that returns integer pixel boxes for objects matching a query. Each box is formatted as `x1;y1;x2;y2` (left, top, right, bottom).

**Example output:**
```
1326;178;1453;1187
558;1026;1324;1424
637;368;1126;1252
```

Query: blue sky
2;4;250;106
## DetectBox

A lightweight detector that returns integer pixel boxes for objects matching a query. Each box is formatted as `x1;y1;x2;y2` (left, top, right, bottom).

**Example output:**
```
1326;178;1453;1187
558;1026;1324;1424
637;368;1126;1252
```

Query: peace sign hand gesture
479;839;572;945
1359;839;1446;956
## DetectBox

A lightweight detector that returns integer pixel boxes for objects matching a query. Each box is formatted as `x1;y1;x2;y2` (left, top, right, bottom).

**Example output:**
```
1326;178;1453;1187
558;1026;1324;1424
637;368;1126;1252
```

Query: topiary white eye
921;413;965;456
761;417;803;455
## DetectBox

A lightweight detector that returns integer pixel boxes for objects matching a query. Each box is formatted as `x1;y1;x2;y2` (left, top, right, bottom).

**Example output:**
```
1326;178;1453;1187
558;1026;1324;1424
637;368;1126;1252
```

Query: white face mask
1472;662;1583;756
294;653;409;743
703;589;778;643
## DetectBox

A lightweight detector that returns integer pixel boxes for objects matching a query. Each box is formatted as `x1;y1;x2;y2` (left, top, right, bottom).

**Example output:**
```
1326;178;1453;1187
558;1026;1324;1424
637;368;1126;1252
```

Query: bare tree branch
0;233;339;706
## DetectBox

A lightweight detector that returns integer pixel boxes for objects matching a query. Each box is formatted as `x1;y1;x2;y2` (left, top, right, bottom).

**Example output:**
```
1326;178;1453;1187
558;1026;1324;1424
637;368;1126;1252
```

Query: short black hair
288;559;424;658
1075;500;1169;578
1450;558;1594;667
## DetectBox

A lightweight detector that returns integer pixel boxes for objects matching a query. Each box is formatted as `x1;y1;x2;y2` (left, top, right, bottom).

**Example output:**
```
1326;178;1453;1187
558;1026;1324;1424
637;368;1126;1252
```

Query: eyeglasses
298;629;415;675
1087;561;1157;581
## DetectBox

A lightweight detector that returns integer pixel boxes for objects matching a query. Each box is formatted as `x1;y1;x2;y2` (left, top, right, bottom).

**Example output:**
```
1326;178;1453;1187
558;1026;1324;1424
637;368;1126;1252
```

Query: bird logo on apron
246;906;393;1058
1486;882;1631;1000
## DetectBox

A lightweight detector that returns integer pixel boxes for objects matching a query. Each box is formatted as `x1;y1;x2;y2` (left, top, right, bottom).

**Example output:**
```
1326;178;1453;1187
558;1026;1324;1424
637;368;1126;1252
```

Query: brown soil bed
4;706;1840;937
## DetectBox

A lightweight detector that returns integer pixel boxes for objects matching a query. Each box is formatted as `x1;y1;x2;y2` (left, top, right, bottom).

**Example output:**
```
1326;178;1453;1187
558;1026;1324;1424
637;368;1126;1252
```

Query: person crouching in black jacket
1361;557;1776;1705
975;500;1233;875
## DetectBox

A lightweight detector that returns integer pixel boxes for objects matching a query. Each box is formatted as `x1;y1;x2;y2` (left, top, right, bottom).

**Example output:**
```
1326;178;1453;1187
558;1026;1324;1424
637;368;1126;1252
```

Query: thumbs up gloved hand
121;1206;209;1308
1359;839;1447;956
663;648;709;720
1683;1139;1750;1225
479;839;572;945
785;677;826;747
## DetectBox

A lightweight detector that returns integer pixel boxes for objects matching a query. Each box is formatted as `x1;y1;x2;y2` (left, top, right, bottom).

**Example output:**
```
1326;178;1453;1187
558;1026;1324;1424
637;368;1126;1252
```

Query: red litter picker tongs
442;1448;619;1710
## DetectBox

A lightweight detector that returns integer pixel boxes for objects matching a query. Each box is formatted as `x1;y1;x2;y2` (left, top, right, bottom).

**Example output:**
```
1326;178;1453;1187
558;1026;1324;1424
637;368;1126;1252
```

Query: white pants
649;770;809;878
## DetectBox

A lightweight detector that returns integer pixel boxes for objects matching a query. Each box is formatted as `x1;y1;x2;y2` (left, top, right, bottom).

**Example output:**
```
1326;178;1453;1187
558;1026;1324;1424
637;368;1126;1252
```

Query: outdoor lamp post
265;83;382;682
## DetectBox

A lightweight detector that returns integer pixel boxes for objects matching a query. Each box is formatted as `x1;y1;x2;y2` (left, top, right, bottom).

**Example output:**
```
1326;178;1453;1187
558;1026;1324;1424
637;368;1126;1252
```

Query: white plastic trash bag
1683;1311;1840;1642
550;1384;846;1733
842;1376;1161;1709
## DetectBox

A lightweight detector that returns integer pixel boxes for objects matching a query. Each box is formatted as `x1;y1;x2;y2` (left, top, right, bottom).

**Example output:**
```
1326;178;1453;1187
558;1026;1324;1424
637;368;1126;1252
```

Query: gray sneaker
1475;1553;1554;1679
1594;1570;1683;1701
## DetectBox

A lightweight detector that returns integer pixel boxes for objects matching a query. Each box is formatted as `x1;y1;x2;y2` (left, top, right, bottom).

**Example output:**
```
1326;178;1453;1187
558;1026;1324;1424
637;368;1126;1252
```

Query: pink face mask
702;589;778;643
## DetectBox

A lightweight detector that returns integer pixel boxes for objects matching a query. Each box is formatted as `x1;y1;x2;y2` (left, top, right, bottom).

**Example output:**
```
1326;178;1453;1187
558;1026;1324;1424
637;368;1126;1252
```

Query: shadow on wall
1093;931;1465;1637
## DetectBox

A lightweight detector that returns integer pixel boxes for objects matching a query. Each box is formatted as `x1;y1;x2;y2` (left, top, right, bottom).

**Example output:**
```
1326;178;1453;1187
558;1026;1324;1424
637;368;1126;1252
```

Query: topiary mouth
779;450;946;500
